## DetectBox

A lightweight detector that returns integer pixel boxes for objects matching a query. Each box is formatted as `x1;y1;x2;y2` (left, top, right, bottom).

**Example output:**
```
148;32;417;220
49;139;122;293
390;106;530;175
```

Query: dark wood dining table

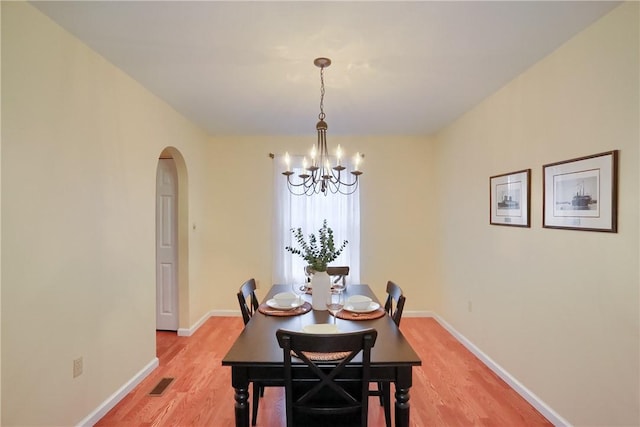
222;284;422;427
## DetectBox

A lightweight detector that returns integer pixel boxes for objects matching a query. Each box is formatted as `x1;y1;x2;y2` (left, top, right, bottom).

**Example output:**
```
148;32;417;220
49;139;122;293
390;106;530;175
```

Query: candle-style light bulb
336;144;342;166
310;145;317;161
284;152;291;172
302;157;308;170
354;152;361;171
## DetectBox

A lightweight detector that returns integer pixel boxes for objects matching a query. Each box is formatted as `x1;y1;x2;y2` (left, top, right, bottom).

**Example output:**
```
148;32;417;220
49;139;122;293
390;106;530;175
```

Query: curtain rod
268;152;365;159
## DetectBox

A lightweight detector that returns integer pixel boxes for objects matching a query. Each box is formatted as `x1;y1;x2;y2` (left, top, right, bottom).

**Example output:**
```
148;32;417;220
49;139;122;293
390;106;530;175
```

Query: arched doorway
155;147;189;332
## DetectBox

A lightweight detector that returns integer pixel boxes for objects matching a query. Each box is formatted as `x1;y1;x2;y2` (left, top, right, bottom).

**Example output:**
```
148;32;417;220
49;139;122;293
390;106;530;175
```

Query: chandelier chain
318;65;326;121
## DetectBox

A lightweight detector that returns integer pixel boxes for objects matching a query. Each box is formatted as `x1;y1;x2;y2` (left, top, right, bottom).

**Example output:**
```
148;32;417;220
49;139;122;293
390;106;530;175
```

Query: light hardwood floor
95;317;552;426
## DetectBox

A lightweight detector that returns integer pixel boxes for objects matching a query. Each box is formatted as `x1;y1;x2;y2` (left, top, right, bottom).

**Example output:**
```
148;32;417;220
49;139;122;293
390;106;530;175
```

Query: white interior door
156;158;179;331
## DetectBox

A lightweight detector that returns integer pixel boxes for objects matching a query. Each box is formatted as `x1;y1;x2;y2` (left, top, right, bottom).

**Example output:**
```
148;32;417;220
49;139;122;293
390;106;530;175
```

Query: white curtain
272;154;360;285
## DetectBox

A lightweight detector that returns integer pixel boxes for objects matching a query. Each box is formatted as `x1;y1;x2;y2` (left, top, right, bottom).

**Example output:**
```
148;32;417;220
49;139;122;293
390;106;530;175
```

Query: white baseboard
177;310;214;336
210;309;242;317
177;310;241;336
77;357;159;427
431;313;571;427
79;311;235;425
402;309;434;317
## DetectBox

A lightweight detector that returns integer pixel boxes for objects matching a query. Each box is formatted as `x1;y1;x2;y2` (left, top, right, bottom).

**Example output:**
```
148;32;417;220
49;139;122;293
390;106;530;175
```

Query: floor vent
149;377;174;396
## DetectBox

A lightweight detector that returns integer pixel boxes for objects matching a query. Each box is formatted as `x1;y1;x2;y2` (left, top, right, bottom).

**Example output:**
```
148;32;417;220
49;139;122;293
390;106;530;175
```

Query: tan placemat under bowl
258;301;311;316
335;308;386;321
292;350;351;361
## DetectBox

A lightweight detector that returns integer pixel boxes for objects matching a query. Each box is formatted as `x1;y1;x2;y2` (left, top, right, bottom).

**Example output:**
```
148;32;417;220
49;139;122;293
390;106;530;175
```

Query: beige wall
357;136;436;302
1;3;210;425
433;3;639;425
203;135;436;311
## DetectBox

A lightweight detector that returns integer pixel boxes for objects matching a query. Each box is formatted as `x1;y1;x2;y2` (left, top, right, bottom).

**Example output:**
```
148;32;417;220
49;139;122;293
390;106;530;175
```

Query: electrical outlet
73;357;83;378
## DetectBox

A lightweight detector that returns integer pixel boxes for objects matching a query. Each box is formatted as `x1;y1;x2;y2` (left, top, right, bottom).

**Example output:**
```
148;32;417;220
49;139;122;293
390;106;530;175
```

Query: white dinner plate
343;302;381;313
266;298;303;310
302;323;340;334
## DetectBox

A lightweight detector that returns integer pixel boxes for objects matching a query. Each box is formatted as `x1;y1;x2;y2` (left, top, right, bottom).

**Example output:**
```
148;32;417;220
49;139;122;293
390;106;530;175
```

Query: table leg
394;387;410;427
395;367;412;427
232;367;250;427
233;386;249;427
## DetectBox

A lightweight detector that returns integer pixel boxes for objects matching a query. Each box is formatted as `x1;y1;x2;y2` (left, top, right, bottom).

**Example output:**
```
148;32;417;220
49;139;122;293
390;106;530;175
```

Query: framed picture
490;169;531;227
543;150;618;232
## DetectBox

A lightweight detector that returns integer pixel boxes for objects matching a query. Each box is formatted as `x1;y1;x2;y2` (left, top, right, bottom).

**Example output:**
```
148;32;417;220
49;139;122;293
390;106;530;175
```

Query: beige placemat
335;308;386;321
258;301;312;317
292;350;350;361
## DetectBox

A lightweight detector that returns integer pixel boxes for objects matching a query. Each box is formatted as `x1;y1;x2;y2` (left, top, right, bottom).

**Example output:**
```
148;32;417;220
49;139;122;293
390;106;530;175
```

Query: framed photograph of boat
490;169;531;227
543;150;618;232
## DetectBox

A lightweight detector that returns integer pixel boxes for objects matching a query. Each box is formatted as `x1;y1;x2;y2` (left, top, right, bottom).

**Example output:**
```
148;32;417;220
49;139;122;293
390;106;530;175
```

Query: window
272;155;360;285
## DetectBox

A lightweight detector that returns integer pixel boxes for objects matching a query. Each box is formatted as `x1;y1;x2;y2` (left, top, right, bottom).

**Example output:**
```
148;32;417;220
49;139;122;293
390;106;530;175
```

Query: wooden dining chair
237;278;259;326
236;278;273;426
384;280;406;327
370;280;407;427
326;266;350;288
276;328;378;427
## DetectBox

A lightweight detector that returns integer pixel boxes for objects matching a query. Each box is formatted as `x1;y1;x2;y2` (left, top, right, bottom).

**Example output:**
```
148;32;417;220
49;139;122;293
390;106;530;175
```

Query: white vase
311;270;331;311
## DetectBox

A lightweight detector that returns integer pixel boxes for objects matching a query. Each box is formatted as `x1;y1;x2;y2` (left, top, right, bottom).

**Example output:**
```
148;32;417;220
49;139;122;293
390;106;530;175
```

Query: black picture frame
490;169;531;227
542;150;618;232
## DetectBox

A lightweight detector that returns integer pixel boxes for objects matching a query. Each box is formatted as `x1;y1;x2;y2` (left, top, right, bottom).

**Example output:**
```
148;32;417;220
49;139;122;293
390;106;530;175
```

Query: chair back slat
326;266;350;287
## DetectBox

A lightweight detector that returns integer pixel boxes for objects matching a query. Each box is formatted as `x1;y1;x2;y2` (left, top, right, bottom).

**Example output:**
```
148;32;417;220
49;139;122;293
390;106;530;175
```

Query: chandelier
283;57;362;196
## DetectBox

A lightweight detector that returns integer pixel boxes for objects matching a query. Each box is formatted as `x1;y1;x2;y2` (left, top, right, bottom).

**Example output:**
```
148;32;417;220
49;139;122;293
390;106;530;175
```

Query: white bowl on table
273;292;297;308
347;295;372;310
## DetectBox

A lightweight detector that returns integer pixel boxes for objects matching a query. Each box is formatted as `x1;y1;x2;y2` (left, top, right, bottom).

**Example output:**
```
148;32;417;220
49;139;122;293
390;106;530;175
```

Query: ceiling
31;1;620;137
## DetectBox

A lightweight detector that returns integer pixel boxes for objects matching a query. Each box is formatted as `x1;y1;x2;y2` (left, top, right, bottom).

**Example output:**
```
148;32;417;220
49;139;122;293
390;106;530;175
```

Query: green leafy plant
285;220;348;272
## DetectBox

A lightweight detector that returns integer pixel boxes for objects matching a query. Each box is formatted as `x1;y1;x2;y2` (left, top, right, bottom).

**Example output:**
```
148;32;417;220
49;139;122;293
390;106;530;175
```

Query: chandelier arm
336;181;359;195
285;173;313;188
329;169;359;195
285;170;324;194
324;174;359;196
286;170;359;196
329;167;360;187
286;178;310;196
286;174;326;196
